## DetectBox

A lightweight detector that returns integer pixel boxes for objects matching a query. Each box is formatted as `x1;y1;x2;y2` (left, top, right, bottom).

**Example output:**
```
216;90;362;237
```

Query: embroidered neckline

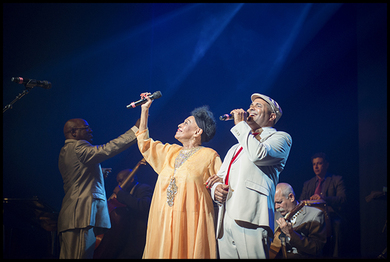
166;146;203;207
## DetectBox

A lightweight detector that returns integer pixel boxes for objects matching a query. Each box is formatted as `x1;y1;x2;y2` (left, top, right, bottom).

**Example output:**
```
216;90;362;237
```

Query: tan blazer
275;204;327;257
211;122;292;238
57;126;138;233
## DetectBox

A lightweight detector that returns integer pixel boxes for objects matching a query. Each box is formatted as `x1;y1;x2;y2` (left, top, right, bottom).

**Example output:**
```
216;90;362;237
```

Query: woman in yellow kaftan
136;92;222;258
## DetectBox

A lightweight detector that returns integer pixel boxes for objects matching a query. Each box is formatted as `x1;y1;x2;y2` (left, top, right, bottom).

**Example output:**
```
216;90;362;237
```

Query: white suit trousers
218;212;270;259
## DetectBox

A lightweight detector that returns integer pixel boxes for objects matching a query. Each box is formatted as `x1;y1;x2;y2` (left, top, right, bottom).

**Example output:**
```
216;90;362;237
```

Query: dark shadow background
3;3;386;259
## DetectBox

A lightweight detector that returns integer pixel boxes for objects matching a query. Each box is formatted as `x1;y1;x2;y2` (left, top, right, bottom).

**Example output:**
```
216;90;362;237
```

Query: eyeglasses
73;126;92;131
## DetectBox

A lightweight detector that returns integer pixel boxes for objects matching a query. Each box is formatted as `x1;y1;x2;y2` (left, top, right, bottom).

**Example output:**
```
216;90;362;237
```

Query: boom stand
3;84;34;113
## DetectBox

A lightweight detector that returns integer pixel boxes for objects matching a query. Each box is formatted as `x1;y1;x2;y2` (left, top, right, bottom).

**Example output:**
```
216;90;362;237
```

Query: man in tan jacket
57;118;139;259
273;183;327;258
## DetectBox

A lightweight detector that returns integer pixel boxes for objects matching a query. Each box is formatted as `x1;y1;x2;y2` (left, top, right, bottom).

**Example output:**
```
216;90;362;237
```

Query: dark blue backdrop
3;3;387;258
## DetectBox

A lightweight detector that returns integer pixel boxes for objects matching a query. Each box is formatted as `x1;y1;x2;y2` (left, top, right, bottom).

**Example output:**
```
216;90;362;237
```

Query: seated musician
299;152;346;257
272;183;327;258
94;168;153;259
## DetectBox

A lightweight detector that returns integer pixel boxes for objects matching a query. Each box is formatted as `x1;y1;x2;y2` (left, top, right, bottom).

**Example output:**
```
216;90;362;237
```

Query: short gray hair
277;183;296;199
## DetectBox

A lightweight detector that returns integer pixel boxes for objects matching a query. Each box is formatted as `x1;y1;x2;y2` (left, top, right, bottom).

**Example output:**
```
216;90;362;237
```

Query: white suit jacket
211;122;292;238
57;126;138;233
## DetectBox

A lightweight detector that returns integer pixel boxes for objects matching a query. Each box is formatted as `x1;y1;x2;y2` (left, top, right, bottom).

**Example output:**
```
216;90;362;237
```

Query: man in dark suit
299;152;346;257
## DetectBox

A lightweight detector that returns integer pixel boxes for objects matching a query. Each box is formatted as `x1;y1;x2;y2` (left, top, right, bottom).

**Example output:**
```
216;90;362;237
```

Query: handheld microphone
126;91;162;108
11;77;52;89
219;113;234;121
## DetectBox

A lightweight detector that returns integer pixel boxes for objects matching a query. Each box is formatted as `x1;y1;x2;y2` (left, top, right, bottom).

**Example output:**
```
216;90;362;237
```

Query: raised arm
139;92;153;132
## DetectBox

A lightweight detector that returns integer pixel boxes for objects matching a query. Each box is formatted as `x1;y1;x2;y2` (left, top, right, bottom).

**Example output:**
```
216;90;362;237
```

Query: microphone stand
3;83;35;113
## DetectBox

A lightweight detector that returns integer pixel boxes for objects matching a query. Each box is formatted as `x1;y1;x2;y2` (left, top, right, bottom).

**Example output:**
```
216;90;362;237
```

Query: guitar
269;199;326;259
94;158;147;252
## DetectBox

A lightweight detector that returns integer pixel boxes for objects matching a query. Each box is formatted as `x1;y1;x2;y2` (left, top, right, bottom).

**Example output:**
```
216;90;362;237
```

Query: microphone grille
42;81;52;89
152;91;162;99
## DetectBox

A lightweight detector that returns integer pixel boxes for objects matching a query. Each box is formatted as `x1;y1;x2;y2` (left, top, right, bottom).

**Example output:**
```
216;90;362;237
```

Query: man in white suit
207;93;292;258
57;118;139;259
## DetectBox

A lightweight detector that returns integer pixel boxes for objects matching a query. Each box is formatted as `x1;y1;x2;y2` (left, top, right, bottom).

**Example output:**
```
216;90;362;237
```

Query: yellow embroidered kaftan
136;129;222;259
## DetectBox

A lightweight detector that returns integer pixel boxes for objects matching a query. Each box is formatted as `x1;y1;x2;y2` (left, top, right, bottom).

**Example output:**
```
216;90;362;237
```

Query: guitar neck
108;158;146;200
274;201;305;232
285;201;305;221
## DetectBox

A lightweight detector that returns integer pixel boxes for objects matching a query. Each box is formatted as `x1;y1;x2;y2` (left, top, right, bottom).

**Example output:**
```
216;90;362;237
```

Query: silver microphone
126;91;162;109
219;113;233;121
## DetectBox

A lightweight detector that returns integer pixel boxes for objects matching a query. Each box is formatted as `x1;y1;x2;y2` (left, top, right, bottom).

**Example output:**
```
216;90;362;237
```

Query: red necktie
225;147;243;185
314;178;324;195
224;132;260;185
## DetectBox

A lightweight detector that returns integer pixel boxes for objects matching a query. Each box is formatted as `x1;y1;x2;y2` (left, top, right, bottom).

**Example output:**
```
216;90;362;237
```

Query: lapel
321;174;331;195
309;177;318;195
259;127;277;143
230;127;276;163
293;204;307;227
233;127;277;162
228;144;242;166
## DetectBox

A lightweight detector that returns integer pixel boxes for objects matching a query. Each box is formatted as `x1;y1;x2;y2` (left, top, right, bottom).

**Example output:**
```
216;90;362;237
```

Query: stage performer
136;92;222;259
57;118;139;259
207;93;292;259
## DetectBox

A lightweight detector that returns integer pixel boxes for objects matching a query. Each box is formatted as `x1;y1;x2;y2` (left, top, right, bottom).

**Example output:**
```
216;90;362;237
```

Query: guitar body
94;198;127;250
94;206;132;258
107;197;127;213
269;229;282;259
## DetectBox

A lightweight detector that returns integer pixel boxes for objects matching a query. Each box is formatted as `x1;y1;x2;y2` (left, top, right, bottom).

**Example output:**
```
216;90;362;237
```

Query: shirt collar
316;172;330;181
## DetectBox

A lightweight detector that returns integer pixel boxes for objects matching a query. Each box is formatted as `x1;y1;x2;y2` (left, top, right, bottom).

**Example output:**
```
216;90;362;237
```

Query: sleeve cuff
131;125;139;134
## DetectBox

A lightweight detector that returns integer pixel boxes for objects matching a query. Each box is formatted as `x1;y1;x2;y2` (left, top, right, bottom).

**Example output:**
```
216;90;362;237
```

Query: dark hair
311;152;328;163
191;105;216;143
